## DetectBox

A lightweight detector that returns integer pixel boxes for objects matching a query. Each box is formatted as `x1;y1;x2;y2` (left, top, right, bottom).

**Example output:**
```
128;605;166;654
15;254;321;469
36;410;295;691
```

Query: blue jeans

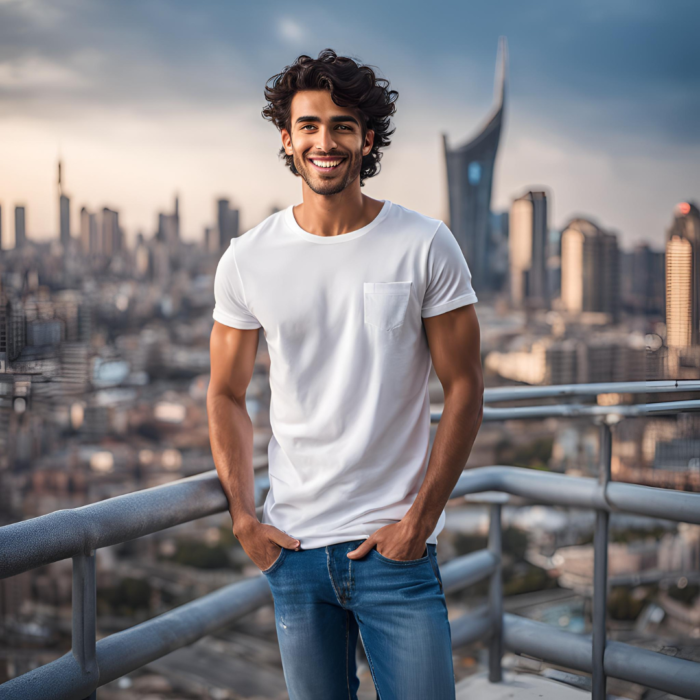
262;539;456;700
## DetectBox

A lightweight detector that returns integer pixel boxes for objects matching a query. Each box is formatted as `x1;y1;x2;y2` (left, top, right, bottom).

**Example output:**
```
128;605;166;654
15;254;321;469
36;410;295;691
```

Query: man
208;49;484;700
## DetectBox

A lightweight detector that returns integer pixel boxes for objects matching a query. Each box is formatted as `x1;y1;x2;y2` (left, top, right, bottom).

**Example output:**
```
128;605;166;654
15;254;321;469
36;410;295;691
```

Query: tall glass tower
443;37;507;292
666;201;700;348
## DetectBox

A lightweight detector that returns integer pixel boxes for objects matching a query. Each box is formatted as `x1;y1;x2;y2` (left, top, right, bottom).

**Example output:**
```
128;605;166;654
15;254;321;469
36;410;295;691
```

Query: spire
494;36;508;110
58;159;63;196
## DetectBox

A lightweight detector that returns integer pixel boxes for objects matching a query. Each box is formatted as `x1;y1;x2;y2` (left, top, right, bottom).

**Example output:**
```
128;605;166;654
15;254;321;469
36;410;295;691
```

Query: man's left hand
346;520;429;561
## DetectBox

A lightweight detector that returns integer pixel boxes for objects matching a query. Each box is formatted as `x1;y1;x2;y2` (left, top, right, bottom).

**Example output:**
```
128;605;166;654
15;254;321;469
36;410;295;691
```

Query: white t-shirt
212;200;478;548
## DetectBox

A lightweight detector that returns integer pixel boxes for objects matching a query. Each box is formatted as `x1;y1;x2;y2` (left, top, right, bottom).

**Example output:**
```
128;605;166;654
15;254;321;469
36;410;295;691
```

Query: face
281;90;374;196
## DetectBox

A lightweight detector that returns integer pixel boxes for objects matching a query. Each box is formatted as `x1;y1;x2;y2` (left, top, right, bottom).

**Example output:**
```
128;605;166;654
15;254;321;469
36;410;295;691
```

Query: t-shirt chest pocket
363;281;412;331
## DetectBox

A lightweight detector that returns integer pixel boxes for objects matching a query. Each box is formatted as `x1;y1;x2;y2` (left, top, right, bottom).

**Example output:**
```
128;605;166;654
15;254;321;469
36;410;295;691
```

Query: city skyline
0;1;698;249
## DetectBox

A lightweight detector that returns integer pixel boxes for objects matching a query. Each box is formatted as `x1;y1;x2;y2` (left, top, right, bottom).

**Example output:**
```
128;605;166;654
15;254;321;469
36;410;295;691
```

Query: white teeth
311;159;342;168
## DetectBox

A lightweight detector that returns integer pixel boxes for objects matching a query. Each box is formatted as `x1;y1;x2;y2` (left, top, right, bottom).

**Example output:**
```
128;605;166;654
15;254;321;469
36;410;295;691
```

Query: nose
315;126;338;154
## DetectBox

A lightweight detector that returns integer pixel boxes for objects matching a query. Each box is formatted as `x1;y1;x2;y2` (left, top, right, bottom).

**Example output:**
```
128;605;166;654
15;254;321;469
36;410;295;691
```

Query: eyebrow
295;115;361;127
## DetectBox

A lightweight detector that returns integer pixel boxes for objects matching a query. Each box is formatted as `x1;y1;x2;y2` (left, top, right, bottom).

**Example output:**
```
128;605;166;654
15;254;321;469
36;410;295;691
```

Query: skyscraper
560;218;620;321
58;161;71;248
443;37;507;292
102;208;120;256
621;243;665;316
0;204;3;251
217;198;239;250
14;206;26;249
666;202;700;348
80;207;91;255
509;190;548;309
157;195;180;247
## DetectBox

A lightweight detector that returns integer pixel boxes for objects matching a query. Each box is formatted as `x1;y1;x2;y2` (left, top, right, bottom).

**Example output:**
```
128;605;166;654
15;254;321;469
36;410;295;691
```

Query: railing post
72;551;98;699
592;420;612;700
488;503;503;683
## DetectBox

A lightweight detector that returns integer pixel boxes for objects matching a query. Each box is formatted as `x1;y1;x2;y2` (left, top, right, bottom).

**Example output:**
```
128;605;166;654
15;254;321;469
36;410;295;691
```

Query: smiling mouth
307;157;346;173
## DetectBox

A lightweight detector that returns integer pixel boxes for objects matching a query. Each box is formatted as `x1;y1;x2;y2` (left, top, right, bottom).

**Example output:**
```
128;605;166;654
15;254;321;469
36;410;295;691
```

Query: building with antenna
443;37;507;293
58;160;71;249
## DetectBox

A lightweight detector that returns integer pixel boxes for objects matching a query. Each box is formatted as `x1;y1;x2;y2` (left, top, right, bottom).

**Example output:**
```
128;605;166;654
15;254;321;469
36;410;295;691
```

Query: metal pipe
503;614;700;700
449;606;491;649
504;614;592;672
0;472;277;581
605;641;700;700
592;422;612;700
5;464;700;583
472;399;700;423
5;461;700;585
453;466;700;524
488;504;503;683
440;549;498;594
72;553;98;700
483;380;700;403
432;398;700;423
0;576;271;700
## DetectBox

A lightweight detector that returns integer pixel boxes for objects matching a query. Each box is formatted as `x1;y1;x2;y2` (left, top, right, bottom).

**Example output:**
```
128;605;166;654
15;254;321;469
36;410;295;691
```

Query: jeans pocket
261;546;287;575
372;545;429;565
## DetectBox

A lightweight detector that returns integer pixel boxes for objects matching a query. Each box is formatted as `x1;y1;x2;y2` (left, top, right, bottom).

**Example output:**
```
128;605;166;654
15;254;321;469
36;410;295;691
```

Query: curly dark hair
262;49;399;186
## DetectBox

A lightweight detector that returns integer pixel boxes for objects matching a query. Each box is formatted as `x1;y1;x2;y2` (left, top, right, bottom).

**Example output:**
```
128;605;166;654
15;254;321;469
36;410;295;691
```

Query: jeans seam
345;610;351;700
327;547;346;608
427;545;443;592
358;627;382;700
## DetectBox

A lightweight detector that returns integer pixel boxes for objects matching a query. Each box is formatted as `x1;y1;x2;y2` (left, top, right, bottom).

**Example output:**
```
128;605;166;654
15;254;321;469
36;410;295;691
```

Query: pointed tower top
494;36;508;109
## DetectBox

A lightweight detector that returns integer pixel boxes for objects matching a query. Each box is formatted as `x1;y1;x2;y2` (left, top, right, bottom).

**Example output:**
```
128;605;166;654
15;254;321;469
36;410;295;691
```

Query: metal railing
1;380;700;699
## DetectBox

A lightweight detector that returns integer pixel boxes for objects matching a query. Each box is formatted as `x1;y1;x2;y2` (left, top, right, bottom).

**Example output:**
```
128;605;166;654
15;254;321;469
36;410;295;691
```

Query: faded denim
263;539;456;700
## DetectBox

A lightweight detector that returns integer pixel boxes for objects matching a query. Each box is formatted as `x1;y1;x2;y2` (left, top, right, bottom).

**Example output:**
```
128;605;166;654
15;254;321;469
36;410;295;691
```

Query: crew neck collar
284;200;391;244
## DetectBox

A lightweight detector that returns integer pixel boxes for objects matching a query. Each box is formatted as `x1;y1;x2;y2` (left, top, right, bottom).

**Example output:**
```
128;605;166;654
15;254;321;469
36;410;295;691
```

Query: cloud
0;0;697;248
0;56;86;89
277;18;307;46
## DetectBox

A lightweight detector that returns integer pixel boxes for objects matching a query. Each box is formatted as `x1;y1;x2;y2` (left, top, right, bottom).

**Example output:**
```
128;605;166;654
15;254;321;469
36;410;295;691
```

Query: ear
362;129;375;157
281;128;293;156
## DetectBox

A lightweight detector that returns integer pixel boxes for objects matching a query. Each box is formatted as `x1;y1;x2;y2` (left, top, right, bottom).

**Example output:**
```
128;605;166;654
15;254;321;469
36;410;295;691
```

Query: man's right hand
233;516;300;571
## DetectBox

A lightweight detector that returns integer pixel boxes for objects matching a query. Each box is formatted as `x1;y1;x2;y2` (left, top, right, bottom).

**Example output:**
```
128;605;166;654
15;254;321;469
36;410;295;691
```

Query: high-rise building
89;213;98;254
666;202;700;348
14;206;26;249
620;243;665;316
0;204;3;251
509;190;548;309
80;207;91;255
102;208;120;256
60;195;70;247
204;226;218;253
156;195;181;250
443;37;507;292
58;161;71;248
217;198;240;250
489;210;509;292
560;218;620;321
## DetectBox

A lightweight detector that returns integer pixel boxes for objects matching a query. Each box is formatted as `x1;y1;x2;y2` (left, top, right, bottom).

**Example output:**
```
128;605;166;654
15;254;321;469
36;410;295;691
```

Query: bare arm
207;321;259;527
347;303;483;561
404;303;484;536
207;321;299;569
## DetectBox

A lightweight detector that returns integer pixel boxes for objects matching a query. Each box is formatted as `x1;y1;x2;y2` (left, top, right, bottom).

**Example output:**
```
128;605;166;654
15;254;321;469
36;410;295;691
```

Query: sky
0;0;698;250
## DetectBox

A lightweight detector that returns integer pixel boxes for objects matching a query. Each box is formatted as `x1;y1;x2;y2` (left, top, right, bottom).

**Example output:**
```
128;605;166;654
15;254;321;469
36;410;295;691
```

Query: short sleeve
212;241;262;330
421;222;478;318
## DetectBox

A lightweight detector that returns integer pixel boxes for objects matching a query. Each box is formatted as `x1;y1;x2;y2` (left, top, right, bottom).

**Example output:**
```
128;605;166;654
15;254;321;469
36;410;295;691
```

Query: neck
293;179;384;237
